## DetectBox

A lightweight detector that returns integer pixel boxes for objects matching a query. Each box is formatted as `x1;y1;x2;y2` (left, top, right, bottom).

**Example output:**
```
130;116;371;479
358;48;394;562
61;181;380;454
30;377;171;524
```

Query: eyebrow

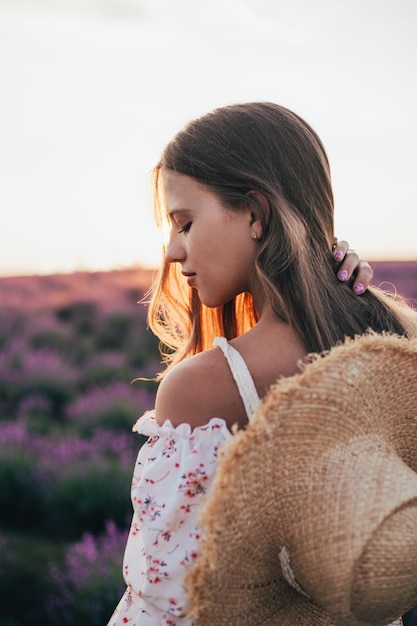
167;208;191;219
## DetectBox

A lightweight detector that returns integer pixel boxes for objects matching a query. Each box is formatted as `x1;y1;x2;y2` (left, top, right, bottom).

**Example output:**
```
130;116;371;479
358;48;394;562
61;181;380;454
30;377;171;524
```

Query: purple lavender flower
46;521;128;625
66;380;153;433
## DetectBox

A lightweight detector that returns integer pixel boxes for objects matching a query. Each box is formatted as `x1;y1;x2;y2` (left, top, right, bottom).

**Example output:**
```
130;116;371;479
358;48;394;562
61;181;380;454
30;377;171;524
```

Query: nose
165;231;186;264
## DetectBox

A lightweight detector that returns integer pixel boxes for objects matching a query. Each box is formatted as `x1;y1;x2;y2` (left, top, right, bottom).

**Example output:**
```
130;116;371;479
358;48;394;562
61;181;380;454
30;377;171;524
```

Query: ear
247;190;270;240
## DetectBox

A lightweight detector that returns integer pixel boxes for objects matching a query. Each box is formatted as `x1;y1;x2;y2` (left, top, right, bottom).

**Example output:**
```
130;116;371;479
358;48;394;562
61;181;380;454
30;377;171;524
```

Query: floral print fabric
107;410;232;625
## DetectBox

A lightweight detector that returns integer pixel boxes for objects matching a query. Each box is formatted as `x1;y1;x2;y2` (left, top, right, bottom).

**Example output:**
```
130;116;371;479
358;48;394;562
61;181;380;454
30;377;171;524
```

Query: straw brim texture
186;332;417;626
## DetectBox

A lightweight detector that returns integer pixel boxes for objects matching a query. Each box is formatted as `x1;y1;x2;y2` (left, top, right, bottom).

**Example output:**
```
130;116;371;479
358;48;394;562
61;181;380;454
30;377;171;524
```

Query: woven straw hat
186;332;417;626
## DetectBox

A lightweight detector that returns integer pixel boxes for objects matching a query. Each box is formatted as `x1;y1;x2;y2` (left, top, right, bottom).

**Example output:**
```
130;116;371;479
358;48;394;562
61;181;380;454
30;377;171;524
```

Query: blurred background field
0;262;416;626
0;267;159;626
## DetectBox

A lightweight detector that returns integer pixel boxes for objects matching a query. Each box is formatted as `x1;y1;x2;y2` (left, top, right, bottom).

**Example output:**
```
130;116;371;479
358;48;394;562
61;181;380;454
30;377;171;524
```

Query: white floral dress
107;337;259;625
107;337;404;626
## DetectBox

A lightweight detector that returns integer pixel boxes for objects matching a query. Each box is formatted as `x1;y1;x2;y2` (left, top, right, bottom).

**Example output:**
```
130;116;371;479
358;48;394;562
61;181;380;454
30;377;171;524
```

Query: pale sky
0;0;416;277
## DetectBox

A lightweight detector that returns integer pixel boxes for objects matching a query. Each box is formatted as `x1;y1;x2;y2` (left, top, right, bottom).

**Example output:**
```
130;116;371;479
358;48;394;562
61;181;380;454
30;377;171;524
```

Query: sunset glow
1;0;416;277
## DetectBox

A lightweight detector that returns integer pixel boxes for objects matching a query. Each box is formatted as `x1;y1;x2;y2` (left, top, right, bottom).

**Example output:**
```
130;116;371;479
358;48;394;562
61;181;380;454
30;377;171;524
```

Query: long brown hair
147;102;417;376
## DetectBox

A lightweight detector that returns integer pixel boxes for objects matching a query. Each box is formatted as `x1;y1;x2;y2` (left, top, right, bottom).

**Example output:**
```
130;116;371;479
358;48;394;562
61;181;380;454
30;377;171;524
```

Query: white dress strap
213;337;260;422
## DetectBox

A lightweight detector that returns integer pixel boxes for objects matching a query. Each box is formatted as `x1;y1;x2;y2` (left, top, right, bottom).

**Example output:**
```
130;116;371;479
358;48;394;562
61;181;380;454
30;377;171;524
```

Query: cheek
192;214;251;263
193;227;224;258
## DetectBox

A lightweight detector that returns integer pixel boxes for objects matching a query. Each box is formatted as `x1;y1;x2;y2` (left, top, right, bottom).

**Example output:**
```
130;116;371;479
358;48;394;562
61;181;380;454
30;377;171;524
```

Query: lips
182;271;196;287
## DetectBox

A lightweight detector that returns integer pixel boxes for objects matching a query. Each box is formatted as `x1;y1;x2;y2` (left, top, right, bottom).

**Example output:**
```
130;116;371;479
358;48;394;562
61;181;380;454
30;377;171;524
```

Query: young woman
108;102;417;626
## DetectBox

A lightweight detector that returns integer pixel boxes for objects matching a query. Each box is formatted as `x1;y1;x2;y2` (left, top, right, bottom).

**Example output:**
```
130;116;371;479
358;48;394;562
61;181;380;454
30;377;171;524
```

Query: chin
199;295;233;309
198;287;245;309
200;299;222;309
197;293;219;308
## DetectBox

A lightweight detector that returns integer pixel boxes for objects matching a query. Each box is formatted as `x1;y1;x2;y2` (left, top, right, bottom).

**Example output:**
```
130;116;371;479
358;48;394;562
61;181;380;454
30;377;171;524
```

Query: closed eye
178;222;192;234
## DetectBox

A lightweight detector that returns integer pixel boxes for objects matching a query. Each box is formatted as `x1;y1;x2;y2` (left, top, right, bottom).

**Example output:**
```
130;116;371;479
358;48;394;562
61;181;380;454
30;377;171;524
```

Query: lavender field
0;267;159;626
0;263;416;626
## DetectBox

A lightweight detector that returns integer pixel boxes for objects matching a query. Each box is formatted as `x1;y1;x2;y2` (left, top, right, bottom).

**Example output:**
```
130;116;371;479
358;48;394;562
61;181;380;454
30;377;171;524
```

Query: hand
332;238;373;295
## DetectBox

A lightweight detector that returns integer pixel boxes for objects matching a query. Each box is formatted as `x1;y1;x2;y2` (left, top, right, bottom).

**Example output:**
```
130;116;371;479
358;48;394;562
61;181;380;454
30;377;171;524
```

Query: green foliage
0;450;44;526
0;532;65;626
95;312;134;351
81;360;130;389
45;459;133;538
56;300;98;335
75;399;138;435
29;329;74;353
20;374;78;418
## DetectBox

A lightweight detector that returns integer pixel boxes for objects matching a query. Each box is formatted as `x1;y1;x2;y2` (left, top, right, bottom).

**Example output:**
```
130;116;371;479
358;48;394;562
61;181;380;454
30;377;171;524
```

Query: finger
336;249;360;282
337;254;374;295
352;260;374;295
332;239;349;262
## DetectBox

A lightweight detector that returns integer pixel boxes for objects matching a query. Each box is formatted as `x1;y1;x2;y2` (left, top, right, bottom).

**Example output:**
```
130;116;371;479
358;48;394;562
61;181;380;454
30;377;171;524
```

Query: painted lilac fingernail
337;269;348;281
354;283;364;295
334;249;344;261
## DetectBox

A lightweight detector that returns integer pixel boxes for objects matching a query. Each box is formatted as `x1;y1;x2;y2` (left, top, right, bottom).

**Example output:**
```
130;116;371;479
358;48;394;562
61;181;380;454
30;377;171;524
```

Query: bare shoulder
155;347;247;430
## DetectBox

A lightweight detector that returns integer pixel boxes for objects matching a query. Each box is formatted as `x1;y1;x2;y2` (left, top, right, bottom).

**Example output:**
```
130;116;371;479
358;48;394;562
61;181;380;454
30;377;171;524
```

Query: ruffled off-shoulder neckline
132;410;233;440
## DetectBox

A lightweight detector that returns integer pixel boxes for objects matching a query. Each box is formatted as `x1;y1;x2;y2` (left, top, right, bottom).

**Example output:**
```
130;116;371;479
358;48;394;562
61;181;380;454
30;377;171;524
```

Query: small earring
251;233;258;241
